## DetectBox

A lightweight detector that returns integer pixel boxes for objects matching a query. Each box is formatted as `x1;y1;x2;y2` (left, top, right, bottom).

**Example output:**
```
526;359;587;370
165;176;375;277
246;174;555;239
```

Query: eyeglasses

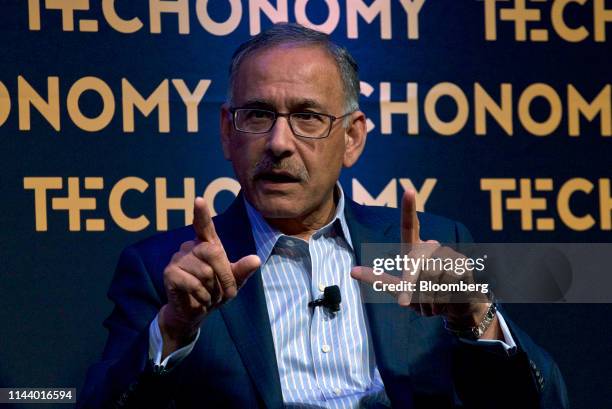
229;108;353;139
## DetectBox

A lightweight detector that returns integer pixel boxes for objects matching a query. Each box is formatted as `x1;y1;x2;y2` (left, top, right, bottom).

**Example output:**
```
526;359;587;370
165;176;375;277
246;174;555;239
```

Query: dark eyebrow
289;99;326;112
235;98;327;112
238;100;275;110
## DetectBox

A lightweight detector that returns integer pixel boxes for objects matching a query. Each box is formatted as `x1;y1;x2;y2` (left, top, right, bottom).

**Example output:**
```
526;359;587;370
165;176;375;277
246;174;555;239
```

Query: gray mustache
253;157;309;182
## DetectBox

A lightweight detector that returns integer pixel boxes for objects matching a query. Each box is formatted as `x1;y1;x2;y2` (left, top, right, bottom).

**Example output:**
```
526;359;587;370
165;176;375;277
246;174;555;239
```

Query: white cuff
460;312;517;355
148;313;200;369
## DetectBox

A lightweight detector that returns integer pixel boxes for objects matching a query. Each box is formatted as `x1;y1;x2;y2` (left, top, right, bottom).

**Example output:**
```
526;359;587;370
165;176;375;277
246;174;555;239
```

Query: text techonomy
1;77;609;138
24;0;612;43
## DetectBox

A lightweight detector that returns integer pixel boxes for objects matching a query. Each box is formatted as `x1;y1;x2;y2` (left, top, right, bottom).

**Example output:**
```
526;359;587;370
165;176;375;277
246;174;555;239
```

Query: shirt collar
244;182;353;263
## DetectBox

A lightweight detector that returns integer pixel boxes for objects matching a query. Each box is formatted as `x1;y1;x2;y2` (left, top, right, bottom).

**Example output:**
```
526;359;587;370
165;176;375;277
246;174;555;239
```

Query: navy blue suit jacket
79;196;568;409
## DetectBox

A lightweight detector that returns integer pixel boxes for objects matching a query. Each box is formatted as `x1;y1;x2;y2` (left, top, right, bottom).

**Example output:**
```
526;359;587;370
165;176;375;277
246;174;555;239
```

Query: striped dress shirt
244;185;390;408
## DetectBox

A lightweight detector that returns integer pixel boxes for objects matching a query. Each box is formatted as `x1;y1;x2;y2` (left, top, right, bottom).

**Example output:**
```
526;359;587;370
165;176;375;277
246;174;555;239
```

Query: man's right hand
158;197;261;358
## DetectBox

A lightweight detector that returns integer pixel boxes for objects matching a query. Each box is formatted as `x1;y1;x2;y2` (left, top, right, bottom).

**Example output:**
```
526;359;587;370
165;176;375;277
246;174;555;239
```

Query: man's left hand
350;190;502;341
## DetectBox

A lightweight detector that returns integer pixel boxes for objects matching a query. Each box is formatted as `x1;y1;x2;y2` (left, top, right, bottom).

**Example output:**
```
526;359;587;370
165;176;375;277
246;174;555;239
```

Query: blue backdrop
1;1;610;407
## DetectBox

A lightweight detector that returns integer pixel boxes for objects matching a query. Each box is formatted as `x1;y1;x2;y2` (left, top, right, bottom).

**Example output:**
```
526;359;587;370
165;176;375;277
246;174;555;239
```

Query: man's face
221;44;364;220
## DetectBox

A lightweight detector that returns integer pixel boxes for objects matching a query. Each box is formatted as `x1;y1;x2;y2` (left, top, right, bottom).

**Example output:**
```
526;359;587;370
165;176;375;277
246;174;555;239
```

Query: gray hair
228;23;360;114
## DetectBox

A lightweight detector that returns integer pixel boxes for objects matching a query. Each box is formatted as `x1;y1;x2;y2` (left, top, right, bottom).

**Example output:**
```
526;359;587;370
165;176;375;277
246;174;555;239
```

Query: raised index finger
401;189;421;244
193;197;220;243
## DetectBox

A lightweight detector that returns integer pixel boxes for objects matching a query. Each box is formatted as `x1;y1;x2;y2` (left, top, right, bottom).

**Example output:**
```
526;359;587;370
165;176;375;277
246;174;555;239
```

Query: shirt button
318;283;325;292
286;239;295;247
334;388;342;396
321;344;331;353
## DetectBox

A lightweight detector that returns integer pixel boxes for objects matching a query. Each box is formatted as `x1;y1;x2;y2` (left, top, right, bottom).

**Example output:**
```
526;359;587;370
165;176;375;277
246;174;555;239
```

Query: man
80;23;568;408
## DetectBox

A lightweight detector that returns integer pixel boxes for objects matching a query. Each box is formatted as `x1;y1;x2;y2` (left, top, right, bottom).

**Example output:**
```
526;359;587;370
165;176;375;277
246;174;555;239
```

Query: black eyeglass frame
229;108;354;139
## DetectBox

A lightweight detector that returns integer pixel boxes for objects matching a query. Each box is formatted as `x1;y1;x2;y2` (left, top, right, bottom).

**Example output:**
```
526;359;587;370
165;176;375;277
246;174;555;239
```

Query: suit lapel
215;197;284;409
343;200;418;406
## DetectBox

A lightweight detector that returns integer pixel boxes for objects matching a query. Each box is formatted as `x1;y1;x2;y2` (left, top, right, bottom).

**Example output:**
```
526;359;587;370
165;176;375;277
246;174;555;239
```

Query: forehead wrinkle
232;45;344;113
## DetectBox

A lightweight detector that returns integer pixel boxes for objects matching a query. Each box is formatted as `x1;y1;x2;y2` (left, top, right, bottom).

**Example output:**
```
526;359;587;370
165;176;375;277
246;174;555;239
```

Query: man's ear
343;111;367;168
220;103;232;160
